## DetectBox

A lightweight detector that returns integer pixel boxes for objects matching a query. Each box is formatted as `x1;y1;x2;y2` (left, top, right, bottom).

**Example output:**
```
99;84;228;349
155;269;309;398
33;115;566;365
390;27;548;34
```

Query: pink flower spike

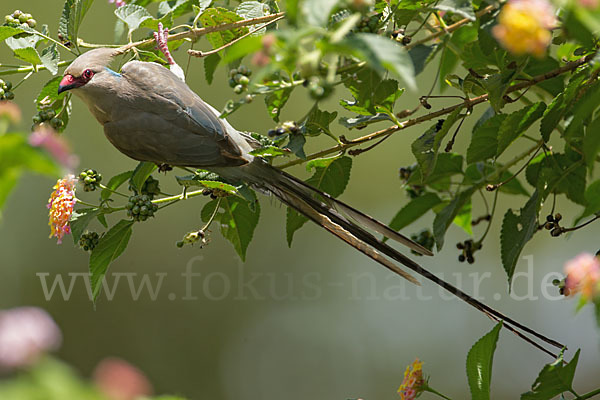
564;253;600;301
47;175;77;244
108;0;126;7
0;307;62;371
154;22;175;65
94;357;153;400
29;126;79;171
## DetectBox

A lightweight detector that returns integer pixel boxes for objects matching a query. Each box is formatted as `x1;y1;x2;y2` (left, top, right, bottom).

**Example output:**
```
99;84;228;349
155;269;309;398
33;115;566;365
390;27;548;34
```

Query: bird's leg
153;22;185;81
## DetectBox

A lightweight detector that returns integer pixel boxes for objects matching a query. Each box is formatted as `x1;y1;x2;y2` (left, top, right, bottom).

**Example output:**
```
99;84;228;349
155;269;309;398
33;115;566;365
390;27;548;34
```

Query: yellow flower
492;0;556;58
47;175;77;244
398;359;425;400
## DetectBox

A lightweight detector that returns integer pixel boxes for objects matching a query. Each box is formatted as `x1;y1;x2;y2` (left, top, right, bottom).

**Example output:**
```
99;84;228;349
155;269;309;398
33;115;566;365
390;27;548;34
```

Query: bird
58;47;564;356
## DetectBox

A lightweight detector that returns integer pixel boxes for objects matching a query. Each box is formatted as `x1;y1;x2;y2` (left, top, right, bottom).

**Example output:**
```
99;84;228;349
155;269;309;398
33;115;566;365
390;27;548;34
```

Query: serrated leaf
265;88;293;122
583;116;600;172
0;26;26;41
304;107;338;137
407;153;464;186
433;188;475;250
249;146;290;158
496;102;546;157
36;76;67;109
388;192;442;236
5;35;42;65
540;72;587;141
115;4;154;31
564;80;600;140
203;53;220;84
483;68;520;112
501;191;539;285
464;163;529;197
466;322;502;400
129;161;157;194
199;7;248;49
408;44;436;76
341;69;404;115
158;0;193;19
340;33;416;90
467;114;506;164
521;349;580;400
101;171;133;201
286;156;352;245
89;220;134;301
411;108;462;181
175;175;239;195
576;179;600;223
40;44;60;75
59;0;95;46
201;195;260;260
236;0;270;32
526;153;586;205
70;208;100;244
285;132;307;159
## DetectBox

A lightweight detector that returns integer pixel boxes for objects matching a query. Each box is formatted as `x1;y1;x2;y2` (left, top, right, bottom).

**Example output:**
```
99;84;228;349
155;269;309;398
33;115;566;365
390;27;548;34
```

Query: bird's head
58;48;118;94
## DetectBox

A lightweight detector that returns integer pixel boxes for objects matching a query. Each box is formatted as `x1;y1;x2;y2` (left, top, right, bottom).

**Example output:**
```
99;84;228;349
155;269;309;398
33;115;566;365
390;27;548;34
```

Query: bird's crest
64;48;118;77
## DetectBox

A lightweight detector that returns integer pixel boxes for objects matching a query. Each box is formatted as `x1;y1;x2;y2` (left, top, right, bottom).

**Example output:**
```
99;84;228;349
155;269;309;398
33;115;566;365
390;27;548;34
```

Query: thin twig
188;14;285;58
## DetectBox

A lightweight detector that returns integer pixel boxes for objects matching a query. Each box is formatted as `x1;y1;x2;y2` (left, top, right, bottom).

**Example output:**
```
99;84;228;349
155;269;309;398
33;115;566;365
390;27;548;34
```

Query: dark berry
458;254;466;262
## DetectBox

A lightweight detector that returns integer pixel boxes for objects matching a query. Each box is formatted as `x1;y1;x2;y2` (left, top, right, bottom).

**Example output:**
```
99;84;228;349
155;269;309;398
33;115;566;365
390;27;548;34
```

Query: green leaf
466;322;502;400
435;0;475;21
70;208;100;245
407;153;464;186
341;69;404;115
521;349;580;400
339;113;392;129
249;146;291;158
175;175;239;195
59;0;95;46
201;195;260;261
500;191;539;285
36;76;67;109
203;53;220;85
408;44;436;76
304;107;338;137
129;162;157;194
526;153;586;205
158;0;193;19
0;168;21;219
496;102;546;157
286;156;352;245
0;26;26;41
341;33;416;90
40;44;60;75
483;68;520;112
583;116;600;172
576;179;600;222
265;88;293;122
388;192;442;235
564;80;600;140
464;163;529;197
433;188;475;250
115;4;154;31
220;34;262;64
5;35;42;65
89;220;134;301
236;1;270;29
199;7;248;49
302;0;338;26
285;132;307;159
0;133;60;177
467;112;505;164
411;108;462;181
101;171;133;201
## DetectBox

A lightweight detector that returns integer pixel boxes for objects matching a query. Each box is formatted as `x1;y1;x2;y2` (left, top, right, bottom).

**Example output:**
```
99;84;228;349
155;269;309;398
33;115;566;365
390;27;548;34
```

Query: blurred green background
1;1;599;398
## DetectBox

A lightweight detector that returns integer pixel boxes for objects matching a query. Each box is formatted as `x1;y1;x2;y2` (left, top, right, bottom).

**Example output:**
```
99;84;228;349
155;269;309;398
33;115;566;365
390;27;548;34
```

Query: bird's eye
83;69;94;80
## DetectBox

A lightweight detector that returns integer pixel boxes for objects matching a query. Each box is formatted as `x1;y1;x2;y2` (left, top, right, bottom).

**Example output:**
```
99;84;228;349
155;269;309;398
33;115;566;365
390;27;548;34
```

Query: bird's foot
156;163;173;173
153;22;185;81
180;187;188;200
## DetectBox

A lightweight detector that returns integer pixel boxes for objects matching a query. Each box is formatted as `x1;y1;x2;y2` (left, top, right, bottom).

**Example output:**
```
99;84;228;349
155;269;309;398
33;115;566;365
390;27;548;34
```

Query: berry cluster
267;121;300;137
125;195;158;222
356;14;381;33
79;169;102;192
410;229;435;256
32;109;64;130
0;79;14;101
79;232;99;252
228;65;252;94
4;10;36;29
551;278;570;296
176;230;208;248
456;239;481;264
303;77;332;100
544;213;564;237
139;176;161;199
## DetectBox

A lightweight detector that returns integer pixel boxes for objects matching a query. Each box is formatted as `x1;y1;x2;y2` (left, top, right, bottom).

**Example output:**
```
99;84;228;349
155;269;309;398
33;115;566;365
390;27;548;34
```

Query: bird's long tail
233;159;565;357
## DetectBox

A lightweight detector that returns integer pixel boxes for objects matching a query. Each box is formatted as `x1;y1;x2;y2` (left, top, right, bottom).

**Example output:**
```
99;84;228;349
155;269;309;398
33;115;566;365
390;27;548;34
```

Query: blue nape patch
104;67;121;77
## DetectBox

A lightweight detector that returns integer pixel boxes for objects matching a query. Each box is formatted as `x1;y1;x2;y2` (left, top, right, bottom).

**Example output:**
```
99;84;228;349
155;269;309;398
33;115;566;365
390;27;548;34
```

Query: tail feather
234;160;565;357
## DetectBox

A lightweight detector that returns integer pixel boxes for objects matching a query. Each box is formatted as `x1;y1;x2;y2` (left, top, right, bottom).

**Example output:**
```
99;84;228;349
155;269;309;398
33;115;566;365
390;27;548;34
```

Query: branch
276;55;591;169
114;12;286;55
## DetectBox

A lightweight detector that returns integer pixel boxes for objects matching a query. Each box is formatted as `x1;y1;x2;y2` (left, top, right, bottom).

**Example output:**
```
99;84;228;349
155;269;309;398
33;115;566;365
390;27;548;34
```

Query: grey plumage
59;48;564;354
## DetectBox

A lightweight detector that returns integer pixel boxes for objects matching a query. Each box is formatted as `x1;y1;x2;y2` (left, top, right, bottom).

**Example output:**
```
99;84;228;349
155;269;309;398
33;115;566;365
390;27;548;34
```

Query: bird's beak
58;74;78;94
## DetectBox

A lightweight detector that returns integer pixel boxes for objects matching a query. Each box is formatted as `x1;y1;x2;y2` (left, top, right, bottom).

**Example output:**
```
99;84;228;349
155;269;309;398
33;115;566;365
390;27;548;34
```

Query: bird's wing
119;61;245;163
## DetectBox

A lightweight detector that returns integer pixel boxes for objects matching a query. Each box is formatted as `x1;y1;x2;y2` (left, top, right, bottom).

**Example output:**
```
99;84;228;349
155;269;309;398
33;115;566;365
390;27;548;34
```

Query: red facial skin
58;69;95;94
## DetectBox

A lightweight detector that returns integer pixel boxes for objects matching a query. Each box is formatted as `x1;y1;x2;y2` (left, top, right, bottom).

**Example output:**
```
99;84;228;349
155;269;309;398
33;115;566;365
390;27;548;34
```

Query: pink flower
252;34;275;67
108;0;126;7
94;357;153;400
564;253;600;301
47;175;77;244
0;307;62;371
0;101;21;124
29;126;79;171
578;0;599;8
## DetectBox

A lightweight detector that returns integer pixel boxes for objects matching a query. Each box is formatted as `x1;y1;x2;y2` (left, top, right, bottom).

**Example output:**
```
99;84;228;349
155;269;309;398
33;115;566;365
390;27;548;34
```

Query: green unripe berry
32;114;42;124
237;65;247;75
229;68;238;78
18;14;28;23
84;177;93;184
132;206;140;214
239;75;249;86
126;202;134;210
233;73;244;83
4;91;14;100
50;117;64;130
46;109;56;119
233;85;244;94
23;13;32;20
140;206;148;215
5;15;12;23
0;89;4;97
26;19;36;28
228;78;236;88
12;10;23;18
4;81;11;91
